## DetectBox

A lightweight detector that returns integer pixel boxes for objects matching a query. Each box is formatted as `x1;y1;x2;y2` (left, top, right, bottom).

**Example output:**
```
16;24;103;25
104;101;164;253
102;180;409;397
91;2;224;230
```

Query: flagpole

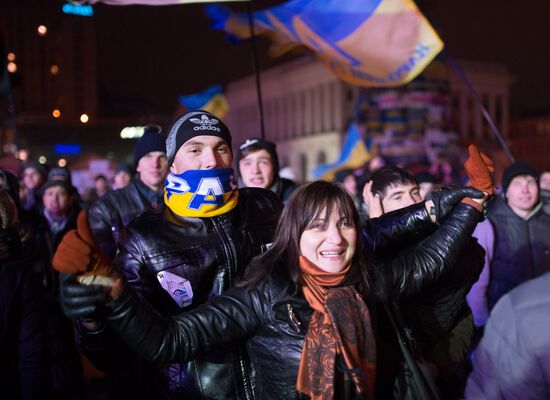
246;1;266;140
445;54;515;163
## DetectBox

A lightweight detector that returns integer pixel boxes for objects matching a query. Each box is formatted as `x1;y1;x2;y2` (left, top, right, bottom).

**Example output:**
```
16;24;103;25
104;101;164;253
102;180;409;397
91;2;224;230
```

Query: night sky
91;0;550;118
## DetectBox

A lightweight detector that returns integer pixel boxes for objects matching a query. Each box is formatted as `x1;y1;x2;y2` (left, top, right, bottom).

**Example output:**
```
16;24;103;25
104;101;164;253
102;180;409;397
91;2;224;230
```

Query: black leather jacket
88;178;163;258
77;188;282;400
103;203;480;400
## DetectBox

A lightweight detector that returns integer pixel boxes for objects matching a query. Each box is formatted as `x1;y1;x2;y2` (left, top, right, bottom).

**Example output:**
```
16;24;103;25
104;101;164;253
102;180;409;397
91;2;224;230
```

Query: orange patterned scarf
296;256;376;400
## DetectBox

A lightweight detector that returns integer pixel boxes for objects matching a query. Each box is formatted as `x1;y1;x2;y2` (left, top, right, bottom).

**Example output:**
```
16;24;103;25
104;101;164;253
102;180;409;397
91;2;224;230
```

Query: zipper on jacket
287;304;302;330
211;216;237;287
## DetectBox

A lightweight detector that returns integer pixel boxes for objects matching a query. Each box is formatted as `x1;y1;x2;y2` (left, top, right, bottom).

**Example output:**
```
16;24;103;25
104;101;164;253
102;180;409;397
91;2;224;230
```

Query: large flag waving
178;84;229;119
207;0;443;87
313;123;371;180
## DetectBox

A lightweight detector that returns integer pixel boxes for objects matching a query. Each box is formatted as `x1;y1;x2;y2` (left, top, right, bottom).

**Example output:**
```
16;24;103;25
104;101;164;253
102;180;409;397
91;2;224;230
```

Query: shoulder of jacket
238;188;282;210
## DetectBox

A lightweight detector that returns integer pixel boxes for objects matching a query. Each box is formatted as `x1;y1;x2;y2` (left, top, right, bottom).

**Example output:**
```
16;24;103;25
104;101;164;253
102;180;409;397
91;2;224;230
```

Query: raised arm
372;203;482;300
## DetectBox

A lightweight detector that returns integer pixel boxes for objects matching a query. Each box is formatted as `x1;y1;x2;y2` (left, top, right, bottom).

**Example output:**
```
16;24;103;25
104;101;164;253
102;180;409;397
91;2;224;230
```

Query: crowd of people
1;109;550;400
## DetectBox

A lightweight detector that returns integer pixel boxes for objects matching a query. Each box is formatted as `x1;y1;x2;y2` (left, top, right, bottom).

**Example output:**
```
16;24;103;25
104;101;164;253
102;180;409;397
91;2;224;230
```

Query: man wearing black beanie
236;137;298;203
87;123;168;259
468;160;550;330
69;111;283;400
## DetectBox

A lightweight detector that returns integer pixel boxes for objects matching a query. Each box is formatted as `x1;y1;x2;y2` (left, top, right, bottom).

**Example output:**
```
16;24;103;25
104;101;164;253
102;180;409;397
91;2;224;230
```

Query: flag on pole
207;0;443;87
178;84;229;119
86;0;248;5
312;123;371;180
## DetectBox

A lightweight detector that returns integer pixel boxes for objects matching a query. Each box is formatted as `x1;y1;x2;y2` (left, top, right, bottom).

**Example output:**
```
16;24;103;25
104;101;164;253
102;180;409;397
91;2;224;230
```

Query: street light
80;113;89;123
37;25;48;36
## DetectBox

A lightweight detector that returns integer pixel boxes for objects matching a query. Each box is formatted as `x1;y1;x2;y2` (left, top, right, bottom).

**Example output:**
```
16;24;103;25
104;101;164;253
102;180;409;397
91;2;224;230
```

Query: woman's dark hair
241;180;370;294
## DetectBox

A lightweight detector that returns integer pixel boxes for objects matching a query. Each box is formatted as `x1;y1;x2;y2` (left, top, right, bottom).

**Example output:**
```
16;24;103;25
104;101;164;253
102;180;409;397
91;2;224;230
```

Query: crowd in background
2;111;550;400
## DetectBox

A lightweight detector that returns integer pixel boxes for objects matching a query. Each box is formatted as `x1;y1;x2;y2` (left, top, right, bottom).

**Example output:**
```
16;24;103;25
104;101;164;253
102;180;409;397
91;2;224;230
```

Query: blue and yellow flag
313;123;371;180
207;0;443;87
178;84;229;119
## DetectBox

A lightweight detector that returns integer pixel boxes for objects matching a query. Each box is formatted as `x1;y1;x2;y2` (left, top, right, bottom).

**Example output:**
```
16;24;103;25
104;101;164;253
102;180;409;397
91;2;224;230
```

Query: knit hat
41;179;73;194
166;110;232;166
48;167;72;185
134;124;166;167
237;137;279;175
22;161;48;181
502;161;539;193
115;163;134;176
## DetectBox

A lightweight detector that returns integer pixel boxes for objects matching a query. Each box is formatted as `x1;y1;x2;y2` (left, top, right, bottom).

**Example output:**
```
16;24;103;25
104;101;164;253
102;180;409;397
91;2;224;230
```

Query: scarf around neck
164;168;238;218
297;256;376;400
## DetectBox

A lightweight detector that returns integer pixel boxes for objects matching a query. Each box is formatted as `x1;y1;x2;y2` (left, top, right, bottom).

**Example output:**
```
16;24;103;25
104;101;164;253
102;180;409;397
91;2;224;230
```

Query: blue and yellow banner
178;84;229;119
313;123;372;180
207;0;443;87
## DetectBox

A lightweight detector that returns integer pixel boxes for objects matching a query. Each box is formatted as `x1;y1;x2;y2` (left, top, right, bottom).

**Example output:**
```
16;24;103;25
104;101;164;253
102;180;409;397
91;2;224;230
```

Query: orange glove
464;144;495;195
52;211;113;277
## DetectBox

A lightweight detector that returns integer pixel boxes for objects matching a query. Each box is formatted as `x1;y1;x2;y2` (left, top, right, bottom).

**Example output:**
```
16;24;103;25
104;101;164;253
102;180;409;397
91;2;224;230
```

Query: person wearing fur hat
467;160;550;329
237;137;298;203
87;123;168;259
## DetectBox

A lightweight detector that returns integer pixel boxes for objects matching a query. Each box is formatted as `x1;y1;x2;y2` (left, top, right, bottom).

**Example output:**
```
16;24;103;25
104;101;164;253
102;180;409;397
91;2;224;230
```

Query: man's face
540;171;550;191
506;175;539;215
137;151;168;189
381;182;421;213
95;178;109;193
170;135;232;174
239;149;275;189
42;186;71;215
114;171;132;189
23;168;43;190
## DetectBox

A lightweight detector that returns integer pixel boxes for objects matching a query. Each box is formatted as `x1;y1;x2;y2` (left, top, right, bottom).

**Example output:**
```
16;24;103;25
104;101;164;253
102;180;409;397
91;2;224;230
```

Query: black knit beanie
237;138;280;176
134;124;166;167
502;161;539;193
166;110;232;166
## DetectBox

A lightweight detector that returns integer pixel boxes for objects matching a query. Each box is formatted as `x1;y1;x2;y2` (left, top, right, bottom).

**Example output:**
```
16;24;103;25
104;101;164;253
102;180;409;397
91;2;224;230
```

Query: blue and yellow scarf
164;168;239;218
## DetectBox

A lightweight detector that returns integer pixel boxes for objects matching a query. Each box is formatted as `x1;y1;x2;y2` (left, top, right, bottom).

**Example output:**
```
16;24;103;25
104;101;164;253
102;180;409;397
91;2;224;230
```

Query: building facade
225;55;513;181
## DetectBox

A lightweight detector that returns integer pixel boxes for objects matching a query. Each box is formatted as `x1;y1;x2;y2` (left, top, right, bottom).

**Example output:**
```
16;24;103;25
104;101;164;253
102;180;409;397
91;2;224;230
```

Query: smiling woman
58;178;487;399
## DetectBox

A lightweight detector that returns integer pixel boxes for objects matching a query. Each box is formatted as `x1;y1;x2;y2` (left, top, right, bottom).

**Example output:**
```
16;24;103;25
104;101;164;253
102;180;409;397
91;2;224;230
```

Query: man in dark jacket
367;166;485;398
467;161;550;327
237;137;298;203
75;111;282;400
88;124;168;258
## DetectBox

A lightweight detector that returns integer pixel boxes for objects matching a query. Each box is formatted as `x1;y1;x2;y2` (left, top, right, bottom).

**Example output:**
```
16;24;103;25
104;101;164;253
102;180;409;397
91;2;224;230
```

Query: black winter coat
88;178;163;258
77;188;282;400
0;241;51;400
103;203;481;400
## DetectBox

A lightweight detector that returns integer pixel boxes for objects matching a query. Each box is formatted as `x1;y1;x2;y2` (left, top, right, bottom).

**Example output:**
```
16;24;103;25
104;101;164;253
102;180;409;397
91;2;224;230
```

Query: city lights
17;150;29;161
58;158;67;167
120;126;145;139
7;53;15;61
38;156;47;164
37;25;48;36
7;62;17;73
52;109;61;118
50;65;60;75
80;113;89;123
